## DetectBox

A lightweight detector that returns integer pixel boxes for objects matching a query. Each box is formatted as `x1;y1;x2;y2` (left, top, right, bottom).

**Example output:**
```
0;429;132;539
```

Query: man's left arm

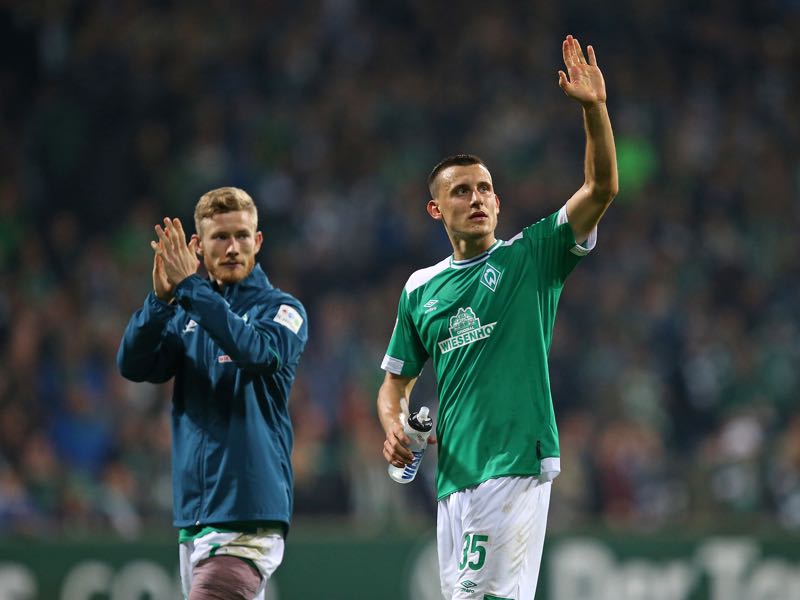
153;216;307;372
559;35;619;244
176;277;308;373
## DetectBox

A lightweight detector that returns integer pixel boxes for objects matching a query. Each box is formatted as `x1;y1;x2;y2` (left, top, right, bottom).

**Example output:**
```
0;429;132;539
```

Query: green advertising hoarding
1;531;799;599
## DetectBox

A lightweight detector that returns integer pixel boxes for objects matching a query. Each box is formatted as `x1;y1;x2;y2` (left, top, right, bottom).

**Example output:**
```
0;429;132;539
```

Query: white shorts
437;476;552;600
179;526;285;600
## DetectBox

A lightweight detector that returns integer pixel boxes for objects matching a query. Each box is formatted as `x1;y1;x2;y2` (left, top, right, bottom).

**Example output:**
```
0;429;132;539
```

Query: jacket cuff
174;275;210;311
146;291;177;317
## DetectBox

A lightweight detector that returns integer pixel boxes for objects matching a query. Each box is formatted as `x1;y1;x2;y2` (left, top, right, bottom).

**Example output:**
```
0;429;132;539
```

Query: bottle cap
409;406;433;432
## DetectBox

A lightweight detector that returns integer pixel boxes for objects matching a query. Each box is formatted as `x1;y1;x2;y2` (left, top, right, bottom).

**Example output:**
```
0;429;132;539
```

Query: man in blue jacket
117;187;308;600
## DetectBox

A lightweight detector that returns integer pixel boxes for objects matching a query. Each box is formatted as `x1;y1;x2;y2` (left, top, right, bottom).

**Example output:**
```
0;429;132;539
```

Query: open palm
151;250;175;302
558;35;607;106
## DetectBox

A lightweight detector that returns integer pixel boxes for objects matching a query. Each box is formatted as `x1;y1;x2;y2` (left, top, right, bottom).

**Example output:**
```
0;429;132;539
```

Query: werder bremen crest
438;307;497;354
480;262;503;292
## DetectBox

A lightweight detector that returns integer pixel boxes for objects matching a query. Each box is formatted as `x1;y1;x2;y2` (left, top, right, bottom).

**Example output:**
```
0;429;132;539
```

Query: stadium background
0;1;798;598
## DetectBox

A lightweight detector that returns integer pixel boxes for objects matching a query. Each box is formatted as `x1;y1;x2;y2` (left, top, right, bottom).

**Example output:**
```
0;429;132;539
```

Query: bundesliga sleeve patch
273;304;304;335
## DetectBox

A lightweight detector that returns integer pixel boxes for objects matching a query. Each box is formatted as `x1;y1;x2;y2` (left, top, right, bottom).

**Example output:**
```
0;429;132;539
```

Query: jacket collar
211;264;272;302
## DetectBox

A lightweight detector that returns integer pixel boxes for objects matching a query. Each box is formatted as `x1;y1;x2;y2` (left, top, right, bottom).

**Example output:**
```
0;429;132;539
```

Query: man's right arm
117;293;180;383
377;371;418;468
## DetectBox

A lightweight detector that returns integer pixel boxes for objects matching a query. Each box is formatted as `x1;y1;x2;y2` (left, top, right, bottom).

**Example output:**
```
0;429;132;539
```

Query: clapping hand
151;217;199;301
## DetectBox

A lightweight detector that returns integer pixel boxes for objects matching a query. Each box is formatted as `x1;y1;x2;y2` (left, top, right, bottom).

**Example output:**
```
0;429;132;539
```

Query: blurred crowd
1;0;799;538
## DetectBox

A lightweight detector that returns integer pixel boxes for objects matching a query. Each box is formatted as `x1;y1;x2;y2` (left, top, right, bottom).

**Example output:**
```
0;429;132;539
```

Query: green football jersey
382;206;594;500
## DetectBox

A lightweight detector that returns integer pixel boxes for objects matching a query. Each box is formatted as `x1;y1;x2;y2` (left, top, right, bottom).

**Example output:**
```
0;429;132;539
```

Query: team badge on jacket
274;304;304;334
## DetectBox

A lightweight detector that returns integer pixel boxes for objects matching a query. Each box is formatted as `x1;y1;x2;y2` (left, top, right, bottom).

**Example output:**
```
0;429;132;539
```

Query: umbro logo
423;299;439;314
183;319;198;334
459;579;477;594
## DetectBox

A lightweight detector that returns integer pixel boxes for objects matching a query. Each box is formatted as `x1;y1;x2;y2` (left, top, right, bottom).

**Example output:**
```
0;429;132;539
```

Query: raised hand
152;217;200;288
558;35;607;106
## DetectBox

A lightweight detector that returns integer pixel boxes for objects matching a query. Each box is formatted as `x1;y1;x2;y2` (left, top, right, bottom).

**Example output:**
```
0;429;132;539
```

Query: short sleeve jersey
382;207;594;500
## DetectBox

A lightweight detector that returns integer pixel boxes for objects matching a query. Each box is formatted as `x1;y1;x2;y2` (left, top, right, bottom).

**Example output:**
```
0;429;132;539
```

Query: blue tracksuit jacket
116;265;307;531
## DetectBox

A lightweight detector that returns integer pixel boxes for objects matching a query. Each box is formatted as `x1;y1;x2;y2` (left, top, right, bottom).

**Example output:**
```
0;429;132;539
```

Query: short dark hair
427;154;487;198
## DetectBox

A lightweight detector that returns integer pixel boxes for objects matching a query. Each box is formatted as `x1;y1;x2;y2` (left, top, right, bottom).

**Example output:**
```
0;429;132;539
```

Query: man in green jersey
377;35;618;599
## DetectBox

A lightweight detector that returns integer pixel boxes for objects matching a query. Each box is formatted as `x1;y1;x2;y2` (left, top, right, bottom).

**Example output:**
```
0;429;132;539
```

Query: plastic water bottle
388;406;433;484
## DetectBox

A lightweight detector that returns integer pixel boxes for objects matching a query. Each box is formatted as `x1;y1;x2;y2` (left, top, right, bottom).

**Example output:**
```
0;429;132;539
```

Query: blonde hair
194;187;258;234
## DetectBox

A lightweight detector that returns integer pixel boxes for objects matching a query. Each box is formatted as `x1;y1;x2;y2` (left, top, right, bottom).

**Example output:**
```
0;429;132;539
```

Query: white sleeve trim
539;457;561;482
381;355;404;374
405;256;451;295
503;231;524;246
557;204;597;256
